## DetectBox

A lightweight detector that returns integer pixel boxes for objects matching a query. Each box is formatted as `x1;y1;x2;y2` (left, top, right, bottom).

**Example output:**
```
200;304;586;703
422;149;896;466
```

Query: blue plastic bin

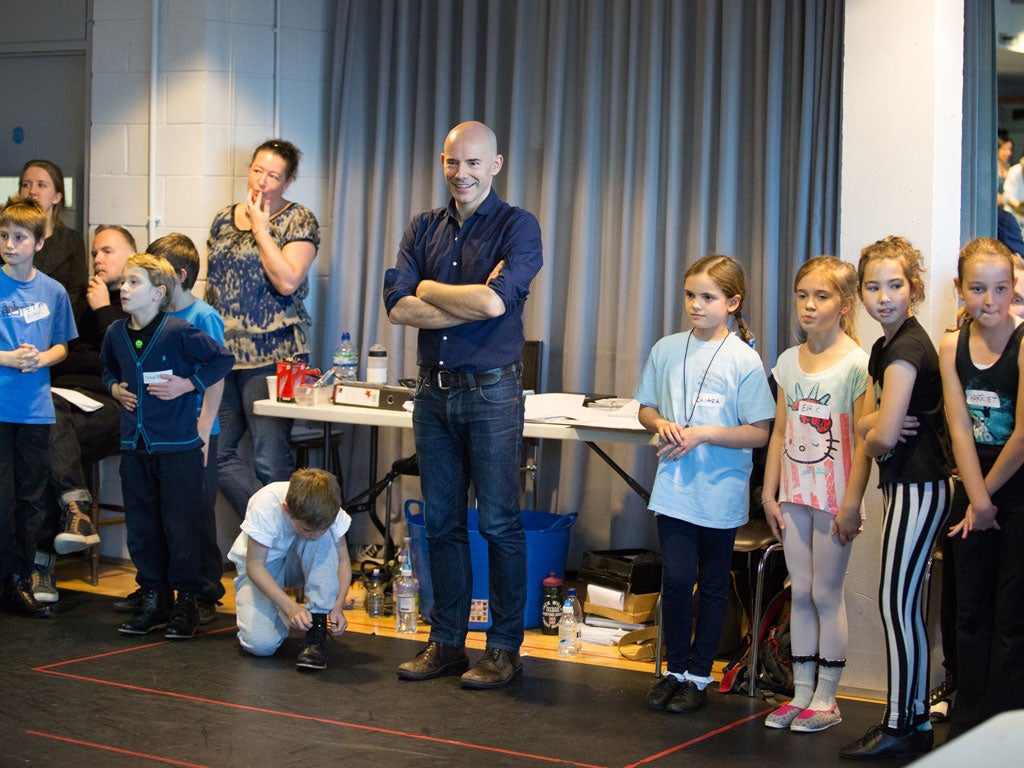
405;499;577;630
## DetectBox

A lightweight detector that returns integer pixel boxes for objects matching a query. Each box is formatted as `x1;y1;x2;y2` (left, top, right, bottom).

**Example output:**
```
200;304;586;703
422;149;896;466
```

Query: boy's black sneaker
197;600;219;625
296;614;329;671
113;587;144;613
4;574;52;618
118;590;171;635
165;592;200;640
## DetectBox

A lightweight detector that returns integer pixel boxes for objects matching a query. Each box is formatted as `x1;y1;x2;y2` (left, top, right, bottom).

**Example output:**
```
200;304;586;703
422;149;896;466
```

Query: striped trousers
878;479;951;732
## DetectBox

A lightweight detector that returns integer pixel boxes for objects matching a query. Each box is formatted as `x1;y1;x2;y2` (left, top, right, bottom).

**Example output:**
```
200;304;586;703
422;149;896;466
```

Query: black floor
1;590;946;767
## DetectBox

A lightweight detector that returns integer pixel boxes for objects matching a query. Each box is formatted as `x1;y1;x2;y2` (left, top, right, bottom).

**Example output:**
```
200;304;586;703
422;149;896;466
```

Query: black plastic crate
579;548;662;595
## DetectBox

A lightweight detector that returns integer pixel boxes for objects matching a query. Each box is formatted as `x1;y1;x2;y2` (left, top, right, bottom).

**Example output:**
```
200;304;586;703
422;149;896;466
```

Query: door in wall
0;52;87;233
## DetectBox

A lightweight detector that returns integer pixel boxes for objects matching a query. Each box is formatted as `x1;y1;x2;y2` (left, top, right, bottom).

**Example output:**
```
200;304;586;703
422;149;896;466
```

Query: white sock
789;659;817;709
808;662;843;710
684;671;713;690
667;671;686;682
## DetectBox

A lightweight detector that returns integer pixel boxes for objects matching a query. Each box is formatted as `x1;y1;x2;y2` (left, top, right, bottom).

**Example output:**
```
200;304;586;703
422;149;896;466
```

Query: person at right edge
383;121;543;689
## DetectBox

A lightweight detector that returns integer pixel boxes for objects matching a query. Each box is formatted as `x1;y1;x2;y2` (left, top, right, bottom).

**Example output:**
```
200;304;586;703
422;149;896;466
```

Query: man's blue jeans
217;364;295;517
412;368;526;652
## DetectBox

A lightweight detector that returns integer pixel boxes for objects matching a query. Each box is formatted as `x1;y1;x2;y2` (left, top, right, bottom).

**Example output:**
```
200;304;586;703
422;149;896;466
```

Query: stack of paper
523;393;644;430
579;625;628;646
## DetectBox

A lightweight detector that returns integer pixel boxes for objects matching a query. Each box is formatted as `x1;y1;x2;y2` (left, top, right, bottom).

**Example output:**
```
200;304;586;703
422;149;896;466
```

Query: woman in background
205;139;319;518
19;160;87;319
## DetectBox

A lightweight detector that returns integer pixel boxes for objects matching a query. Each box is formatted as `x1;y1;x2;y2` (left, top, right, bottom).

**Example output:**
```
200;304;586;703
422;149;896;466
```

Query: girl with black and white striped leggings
840;236;952;760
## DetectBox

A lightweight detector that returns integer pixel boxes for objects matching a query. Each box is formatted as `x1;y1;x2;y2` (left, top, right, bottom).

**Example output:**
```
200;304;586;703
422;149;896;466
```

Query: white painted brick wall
88;0;330;286
88;0;331;552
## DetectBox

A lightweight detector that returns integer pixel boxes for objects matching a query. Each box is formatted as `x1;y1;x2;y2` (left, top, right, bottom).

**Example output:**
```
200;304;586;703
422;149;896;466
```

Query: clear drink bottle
393;561;419;633
558;599;577;658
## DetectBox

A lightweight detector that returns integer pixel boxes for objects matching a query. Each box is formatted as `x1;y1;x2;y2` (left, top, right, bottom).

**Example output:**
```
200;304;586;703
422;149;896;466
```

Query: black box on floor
579;548;662;595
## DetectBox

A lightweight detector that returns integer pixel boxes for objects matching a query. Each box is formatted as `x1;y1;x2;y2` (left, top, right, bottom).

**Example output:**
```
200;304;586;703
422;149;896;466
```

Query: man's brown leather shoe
460;647;522;689
397;641;469;680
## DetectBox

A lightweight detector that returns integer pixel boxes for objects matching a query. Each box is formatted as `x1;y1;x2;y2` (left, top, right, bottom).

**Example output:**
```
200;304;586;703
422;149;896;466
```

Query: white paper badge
965;389;1001;409
798;400;830;419
695;392;725;408
22;302;50;323
143;369;174;385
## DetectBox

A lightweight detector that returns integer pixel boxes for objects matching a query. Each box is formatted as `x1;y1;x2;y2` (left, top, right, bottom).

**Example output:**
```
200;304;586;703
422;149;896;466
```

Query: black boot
165;592;200;640
296;613;329;671
113;587;144;613
118;589;172;635
4;574;51;618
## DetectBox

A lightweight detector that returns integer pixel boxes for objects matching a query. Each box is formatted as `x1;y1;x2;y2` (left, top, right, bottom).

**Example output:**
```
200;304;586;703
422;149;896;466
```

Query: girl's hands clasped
655;422;707;461
948;502;1001;538
831;505;863;547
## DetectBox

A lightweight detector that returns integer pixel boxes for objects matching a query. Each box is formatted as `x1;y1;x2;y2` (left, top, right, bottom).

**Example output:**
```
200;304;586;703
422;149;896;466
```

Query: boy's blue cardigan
100;313;235;453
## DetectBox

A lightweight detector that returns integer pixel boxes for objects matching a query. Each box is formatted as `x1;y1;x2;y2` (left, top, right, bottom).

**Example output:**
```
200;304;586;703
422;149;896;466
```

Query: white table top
253;398;655;446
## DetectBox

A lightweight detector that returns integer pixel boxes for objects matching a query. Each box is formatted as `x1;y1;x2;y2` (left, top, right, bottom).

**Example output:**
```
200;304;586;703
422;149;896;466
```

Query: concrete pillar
839;0;965;695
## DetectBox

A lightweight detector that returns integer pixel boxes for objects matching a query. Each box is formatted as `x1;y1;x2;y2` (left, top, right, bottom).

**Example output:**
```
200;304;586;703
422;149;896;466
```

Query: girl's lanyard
681;332;728;427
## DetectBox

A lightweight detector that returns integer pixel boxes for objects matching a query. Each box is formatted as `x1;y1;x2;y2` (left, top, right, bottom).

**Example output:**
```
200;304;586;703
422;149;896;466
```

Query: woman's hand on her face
246;188;271;233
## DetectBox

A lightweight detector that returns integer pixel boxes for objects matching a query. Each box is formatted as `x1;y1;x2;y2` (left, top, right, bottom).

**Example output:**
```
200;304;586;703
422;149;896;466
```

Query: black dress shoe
398;641;469;680
666;680;709;713
460;647;523;689
839;725;933;760
118;590;172;635
165;592;199;640
5;574;51;618
646;675;681;711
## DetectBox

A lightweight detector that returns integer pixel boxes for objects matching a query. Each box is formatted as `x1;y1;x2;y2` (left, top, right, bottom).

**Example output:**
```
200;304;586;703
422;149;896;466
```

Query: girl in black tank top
939;237;1024;738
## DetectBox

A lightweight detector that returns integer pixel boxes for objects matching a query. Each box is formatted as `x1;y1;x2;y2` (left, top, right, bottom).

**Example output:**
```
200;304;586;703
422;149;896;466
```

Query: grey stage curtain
324;0;843;561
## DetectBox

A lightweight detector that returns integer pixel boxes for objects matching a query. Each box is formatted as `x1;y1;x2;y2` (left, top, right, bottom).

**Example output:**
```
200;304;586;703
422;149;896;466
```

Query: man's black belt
421;362;522;389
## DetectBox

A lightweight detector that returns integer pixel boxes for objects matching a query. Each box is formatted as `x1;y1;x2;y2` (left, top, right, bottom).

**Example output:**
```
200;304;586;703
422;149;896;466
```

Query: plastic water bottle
567;587;583;652
393;561;419;633
558;599;578;658
366;343;388;384
334;332;359;381
364;568;385;618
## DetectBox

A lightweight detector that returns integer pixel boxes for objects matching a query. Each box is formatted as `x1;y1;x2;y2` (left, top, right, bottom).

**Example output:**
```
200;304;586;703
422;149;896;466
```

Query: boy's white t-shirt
228;481;352;576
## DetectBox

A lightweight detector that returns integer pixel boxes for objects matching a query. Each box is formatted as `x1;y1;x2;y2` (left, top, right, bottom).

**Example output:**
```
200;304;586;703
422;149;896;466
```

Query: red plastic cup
276;360;307;402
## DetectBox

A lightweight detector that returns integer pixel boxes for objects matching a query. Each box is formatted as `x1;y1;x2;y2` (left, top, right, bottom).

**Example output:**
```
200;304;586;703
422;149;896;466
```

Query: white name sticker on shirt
798;401;830;419
143;369;174;385
965;389;1001;408
22;302;50;323
695;393;725;408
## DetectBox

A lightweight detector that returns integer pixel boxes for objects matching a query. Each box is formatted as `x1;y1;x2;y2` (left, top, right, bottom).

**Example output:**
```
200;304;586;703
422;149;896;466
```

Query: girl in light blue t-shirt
634;255;775;716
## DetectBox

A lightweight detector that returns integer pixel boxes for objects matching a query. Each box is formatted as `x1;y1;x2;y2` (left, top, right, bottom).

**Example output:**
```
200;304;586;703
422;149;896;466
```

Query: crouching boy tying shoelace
229;468;352;670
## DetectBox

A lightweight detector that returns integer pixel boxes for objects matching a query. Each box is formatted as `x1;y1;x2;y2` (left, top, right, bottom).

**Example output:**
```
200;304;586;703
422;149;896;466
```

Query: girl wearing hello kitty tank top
762;256;872;734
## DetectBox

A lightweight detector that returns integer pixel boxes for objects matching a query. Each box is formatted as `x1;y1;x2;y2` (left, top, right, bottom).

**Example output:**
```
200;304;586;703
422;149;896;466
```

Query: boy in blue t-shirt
101;253;233;640
0;197;77;618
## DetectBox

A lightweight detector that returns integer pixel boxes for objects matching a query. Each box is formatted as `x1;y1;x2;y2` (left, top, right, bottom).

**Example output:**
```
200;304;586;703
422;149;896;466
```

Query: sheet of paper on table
524;393;643;430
